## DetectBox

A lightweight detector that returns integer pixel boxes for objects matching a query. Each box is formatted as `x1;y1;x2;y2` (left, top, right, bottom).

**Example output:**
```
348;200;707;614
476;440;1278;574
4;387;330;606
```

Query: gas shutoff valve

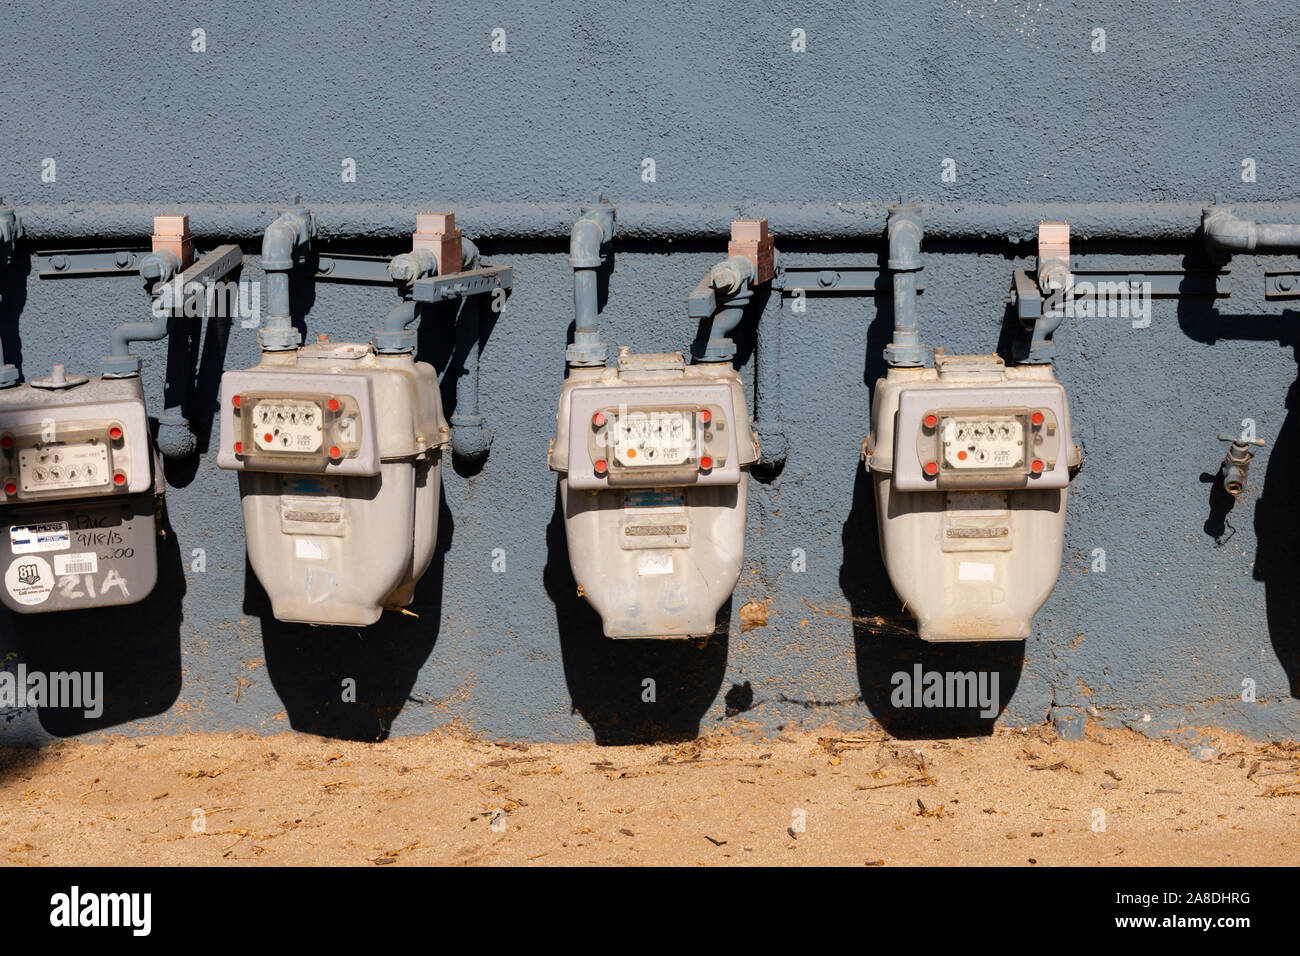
1217;431;1265;498
217;339;449;625
548;348;759;638
864;351;1081;641
0;365;163;612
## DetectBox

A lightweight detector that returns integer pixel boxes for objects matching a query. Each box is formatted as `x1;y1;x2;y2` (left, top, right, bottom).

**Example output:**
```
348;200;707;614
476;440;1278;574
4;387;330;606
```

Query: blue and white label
624;489;684;512
10;522;71;554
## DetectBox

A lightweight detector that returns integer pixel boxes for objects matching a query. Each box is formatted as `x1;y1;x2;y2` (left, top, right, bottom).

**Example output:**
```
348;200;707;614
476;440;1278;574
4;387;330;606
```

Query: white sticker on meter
10;522;70;554
636;553;675;576
295;538;329;561
253;401;324;453
613;411;694;467
941;418;1023;470
54;552;98;576
957;561;996;582
17;442;110;492
5;556;53;605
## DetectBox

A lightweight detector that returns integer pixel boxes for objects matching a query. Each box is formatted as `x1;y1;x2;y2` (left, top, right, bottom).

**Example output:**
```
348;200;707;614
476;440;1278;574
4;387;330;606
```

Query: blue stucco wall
0;0;1297;743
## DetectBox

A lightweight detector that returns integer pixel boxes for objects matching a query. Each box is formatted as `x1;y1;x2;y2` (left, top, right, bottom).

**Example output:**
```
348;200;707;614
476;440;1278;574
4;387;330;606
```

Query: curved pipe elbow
386;298;418;332
460;238;480;271
450;413;492;463
261;218;299;272
709;256;755;296
569;217;608;268
156;407;198;459
1203;208;1257;253
887;212;922;271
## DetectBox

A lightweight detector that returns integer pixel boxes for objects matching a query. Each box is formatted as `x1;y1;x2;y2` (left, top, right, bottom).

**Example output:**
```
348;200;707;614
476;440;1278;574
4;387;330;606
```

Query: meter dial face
612;410;694;467
17;440;110;492
252;401;324;453
941;417;1023;470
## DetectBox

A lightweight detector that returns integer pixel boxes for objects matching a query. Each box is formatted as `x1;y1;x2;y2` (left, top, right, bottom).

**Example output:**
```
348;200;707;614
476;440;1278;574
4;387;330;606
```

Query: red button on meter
592;411;606;427
113;472;126;486
1031;459;1044;474
328;445;341;459
232;394;241;408
327;398;340;412
234;442;243;455
108;425;122;440
698;409;712;424
1031;411;1044;426
3;482;14;495
593;459;608;475
700;456;713;470
0;435;11;449
264;433;273;444
924;461;938;476
924;414;938;428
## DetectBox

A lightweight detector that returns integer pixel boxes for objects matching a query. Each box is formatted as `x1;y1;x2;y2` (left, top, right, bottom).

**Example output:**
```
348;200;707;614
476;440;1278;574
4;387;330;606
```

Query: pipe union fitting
100;354;143;378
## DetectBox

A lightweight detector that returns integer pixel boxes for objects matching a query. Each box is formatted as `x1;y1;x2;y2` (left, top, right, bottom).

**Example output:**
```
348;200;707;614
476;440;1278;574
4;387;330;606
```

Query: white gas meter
864;351;1081;641
217;339;448;625
0;365;162;613
548;349;758;638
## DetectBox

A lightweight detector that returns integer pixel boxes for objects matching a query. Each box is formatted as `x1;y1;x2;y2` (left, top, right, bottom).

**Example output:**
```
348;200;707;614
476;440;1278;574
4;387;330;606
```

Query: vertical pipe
450;294;492;463
257;196;315;352
567;195;616;367
752;281;787;468
882;197;927;368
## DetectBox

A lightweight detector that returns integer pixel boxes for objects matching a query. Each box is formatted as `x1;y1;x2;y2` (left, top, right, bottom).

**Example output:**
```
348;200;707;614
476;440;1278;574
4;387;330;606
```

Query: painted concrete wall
0;1;1297;744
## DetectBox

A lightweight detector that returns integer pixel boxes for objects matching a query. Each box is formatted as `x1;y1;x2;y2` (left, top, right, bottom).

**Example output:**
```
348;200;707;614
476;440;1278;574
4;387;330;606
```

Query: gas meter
0;365;162;612
548;348;758;638
217;339;448;626
864;351;1081;641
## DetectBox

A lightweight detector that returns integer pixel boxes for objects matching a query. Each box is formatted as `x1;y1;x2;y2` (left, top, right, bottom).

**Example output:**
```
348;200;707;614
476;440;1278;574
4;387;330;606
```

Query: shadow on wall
250;492;451;742
543;485;729;745
1177;294;1300;702
0;500;185;737
1253;342;1300;701
840;294;1023;737
840;464;1024;737
162;304;237;488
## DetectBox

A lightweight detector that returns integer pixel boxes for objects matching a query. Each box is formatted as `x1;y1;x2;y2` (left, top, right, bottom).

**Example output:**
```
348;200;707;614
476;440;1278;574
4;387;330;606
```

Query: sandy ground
1;724;1297;866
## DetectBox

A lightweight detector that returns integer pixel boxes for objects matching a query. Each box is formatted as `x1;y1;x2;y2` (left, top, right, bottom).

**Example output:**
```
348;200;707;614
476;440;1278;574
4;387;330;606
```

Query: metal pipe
450;294;491;463
21;200;1300;243
1204;203;1300;263
102;243;243;457
101;251;181;371
257;196;315;351
375;238;480;353
882;197;927;368
567;195;616;367
692;256;755;364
